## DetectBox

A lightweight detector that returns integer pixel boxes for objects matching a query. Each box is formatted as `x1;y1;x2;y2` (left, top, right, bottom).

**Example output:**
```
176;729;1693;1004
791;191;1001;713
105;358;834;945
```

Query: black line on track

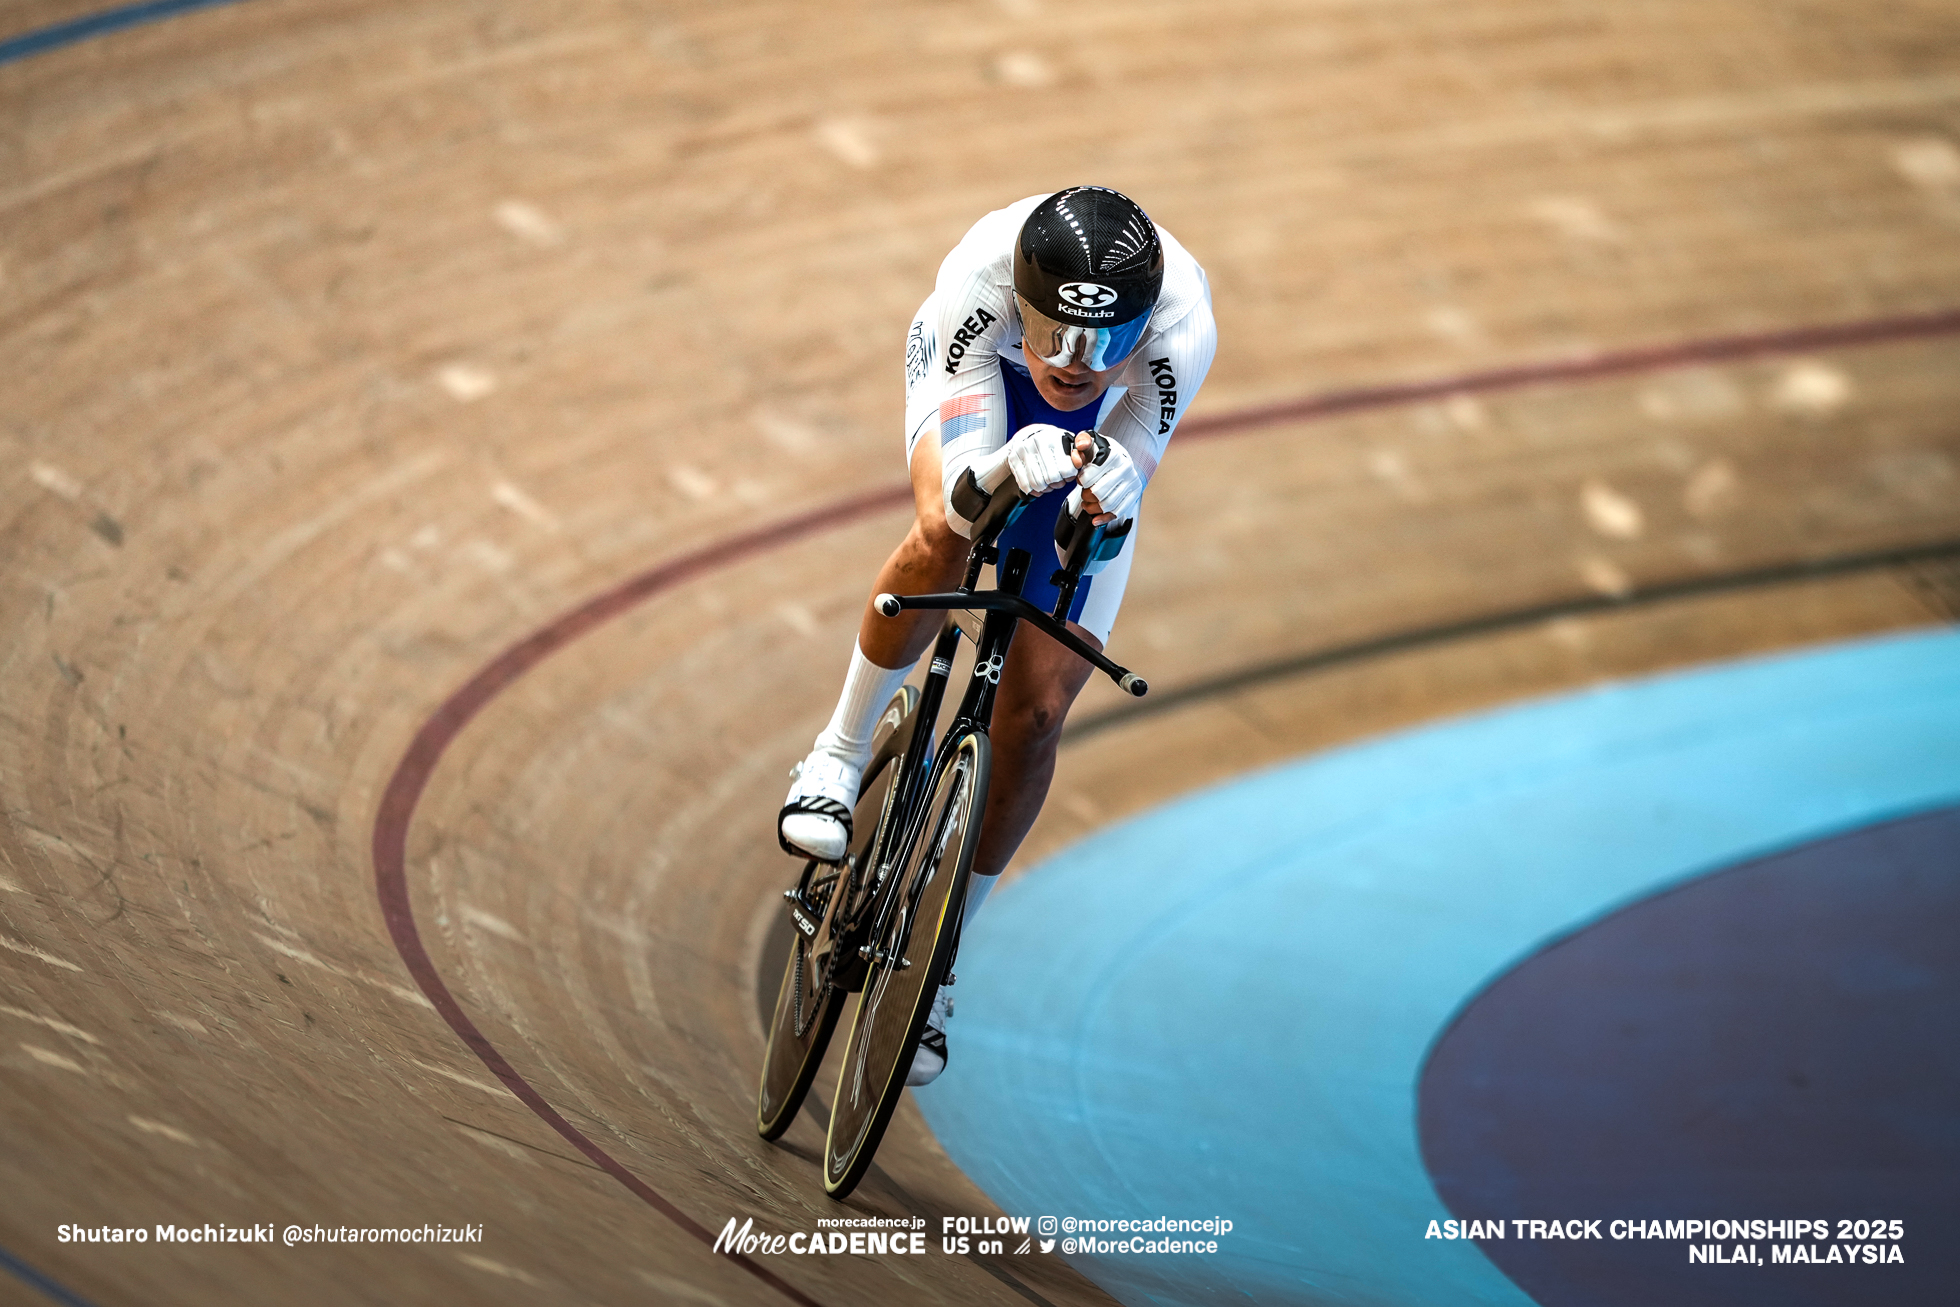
439;1116;604;1172
0;1243;102;1307
0;0;248;66
1063;537;1960;743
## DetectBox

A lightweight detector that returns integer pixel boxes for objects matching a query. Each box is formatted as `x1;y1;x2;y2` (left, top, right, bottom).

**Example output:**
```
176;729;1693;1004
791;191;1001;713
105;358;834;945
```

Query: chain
790;935;811;1038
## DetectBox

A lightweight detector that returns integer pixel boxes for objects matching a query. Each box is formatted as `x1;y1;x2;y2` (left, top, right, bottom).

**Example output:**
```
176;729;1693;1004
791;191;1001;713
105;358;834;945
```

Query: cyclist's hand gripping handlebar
881;432;1149;698
1074;433;1140;525
949;447;1031;545
953;430;1130;545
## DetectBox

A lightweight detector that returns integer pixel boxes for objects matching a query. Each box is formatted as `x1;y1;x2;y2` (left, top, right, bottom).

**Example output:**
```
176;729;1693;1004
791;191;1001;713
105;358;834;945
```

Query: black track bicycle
756;446;1148;1198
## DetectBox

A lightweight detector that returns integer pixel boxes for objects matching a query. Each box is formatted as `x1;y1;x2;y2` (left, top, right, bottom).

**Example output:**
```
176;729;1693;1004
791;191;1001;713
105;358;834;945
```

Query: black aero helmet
1014;187;1164;370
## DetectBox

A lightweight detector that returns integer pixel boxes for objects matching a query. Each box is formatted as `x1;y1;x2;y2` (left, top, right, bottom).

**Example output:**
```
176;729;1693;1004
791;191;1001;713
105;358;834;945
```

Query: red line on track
371;490;911;1307
369;308;1960;1303
1177;305;1960;441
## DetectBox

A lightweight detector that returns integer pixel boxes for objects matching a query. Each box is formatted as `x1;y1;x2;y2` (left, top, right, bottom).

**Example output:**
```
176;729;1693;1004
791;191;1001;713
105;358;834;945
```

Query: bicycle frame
837;490;1151;989
759;482;1158;1174
760;432;1175;1179
832;539;1023;983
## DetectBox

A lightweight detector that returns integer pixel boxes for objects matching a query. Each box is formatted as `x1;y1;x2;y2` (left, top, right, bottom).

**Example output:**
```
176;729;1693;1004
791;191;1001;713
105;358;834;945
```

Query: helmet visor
1017;295;1153;372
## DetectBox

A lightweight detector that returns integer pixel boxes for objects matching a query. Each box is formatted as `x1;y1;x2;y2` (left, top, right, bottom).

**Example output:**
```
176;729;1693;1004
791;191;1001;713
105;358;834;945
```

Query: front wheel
757;686;920;1140
822;729;989;1198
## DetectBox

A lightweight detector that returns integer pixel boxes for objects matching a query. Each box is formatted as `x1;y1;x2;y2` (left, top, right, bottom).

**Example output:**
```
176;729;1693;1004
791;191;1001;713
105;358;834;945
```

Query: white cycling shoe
906;988;952;1087
778;750;862;862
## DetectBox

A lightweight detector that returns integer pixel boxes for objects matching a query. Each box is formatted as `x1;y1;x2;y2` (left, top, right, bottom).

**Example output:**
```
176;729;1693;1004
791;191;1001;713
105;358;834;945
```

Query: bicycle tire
822;728;989;1197
757;686;921;1140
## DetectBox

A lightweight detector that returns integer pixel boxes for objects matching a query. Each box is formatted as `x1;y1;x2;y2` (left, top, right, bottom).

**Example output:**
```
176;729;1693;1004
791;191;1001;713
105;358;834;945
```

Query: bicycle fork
857;547;1029;982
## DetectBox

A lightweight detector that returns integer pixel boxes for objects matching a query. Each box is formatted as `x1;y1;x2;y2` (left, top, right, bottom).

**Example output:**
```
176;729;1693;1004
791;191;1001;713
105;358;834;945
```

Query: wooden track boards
2;1;1957;1303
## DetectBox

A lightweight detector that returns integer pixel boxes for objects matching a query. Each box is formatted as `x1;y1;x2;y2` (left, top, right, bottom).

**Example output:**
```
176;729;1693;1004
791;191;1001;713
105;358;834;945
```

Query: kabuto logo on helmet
1058;282;1117;309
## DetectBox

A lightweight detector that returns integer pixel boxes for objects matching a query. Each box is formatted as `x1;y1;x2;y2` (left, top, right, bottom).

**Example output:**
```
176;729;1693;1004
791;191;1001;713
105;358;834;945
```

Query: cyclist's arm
1093;281;1217;500
929;263;1018;535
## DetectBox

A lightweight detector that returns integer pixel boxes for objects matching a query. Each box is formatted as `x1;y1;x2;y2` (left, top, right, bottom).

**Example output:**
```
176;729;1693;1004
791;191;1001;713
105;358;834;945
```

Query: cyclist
779;186;1216;1084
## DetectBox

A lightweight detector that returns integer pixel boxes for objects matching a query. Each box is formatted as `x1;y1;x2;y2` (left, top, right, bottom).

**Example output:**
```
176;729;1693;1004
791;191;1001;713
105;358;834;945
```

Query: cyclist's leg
969;620;1099;881
967;508;1134;879
901;617;1093;1088
781;342;970;858
854;431;971;668
792;436;967;784
860;295;972;666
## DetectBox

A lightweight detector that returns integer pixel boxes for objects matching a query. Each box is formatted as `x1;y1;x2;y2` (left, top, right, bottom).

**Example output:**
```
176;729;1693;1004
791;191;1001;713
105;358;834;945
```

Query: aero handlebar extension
875;440;1147;697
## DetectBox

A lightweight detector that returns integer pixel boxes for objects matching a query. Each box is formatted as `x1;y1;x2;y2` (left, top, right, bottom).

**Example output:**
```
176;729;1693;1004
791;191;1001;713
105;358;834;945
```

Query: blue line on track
0;0;247;67
921;628;1960;1307
0;1243;102;1307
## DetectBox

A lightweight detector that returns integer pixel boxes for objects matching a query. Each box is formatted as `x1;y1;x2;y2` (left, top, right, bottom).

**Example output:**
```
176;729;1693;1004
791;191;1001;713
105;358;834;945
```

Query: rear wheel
822;729;989;1197
757;686;920;1140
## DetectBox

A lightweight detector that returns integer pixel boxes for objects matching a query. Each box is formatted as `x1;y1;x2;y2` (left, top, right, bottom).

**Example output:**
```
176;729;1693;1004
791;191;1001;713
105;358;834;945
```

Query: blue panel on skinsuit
917;628;1960;1307
1420;804;1959;1307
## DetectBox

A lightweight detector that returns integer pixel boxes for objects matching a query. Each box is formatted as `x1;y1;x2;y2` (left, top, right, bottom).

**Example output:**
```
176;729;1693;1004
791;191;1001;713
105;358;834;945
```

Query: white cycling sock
812;640;911;770
962;871;997;930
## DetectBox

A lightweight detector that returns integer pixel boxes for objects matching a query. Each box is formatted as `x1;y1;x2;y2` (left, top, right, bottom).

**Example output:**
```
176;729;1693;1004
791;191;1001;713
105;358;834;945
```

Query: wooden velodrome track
4;1;1958;1303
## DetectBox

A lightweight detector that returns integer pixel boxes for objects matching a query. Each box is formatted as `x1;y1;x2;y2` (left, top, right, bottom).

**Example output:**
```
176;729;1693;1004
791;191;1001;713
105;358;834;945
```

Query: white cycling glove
1002;423;1082;497
1076;436;1143;524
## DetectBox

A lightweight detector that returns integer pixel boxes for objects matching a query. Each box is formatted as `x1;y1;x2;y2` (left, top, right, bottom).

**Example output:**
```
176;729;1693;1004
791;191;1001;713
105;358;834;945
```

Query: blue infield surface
919;627;1960;1306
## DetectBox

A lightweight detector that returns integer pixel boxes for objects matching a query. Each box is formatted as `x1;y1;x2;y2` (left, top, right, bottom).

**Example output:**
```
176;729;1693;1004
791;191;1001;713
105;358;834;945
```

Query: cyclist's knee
1002;686;1073;750
905;505;968;572
919;505;959;553
1025;698;1067;742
